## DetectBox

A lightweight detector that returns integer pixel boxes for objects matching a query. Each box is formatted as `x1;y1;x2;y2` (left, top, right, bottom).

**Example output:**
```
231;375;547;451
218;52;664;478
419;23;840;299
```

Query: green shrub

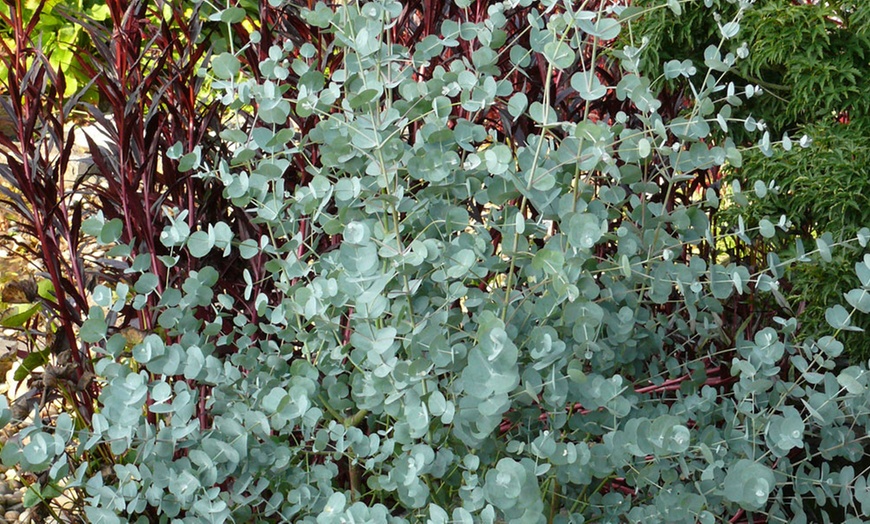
2;1;870;523
723;119;870;357
633;0;870;358
0;0;111;98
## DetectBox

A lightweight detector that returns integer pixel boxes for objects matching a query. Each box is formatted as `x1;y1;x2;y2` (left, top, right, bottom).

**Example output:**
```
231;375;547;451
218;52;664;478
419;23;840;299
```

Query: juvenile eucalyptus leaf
218;7;246;23
543;41;575;70
578;16;621;40
759;219;775;238
571;70;607;101
212;52;240;80
80;310;108;343
507;92;527;119
723;460;775;510
568;213;605;249
826;305;858;331
845;289;870;314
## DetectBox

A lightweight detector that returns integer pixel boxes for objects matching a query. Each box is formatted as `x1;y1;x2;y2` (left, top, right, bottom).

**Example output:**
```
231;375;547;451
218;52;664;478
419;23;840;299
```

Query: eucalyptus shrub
2;1;870;523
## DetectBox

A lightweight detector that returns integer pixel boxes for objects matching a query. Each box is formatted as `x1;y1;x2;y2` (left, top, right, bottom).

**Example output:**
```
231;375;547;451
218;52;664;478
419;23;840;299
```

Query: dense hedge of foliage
635;0;870;356
0;0;869;523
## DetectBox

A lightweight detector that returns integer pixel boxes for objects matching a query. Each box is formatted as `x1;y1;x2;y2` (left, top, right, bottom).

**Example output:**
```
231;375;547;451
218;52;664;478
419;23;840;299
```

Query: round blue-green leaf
452;507;473;524
166;141;184;159
212;52;240;80
99;218;123;245
85;506;122;524
335;178;361;201
543;41;575;70
846;289;870;313
80;313;107;343
428;504;448;524
92;285;112;308
349;88;379;109
663;60;683;79
637;137;651;158
509;45;531;67
857;255;870;286
825;304;856;331
133;334;165;364
23;431;52;468
219;7;246;23
262;387;288;414
210;221;233;251
759;219;775;238
723;460;775;510
321;492;347;518
579;17;621;40
484;458;526;510
484;144;512;175
667;424;691;453
571;70;606;101
178;146;201;172
753;180;768;198
160;219;190;247
838;368;866;395
620;254;632;278
816;237;832;263
817;336;844;358
567;213;604;249
239;238;259;260
531;249;564;275
766;406;805;453
304;2;333;28
428;391;447;416
187;231;214;258
710;264;733;300
134;273;159;295
55;412;74;443
526;168;555;191
151;381;172;404
417;35;444;59
529;101;556;125
720;21;739;39
507;92;527;119
343;221;370;245
446;249;476;279
157;307;182;330
184;345;205;380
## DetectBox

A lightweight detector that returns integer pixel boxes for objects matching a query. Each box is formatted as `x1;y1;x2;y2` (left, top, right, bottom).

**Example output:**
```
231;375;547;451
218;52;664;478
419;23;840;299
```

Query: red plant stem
5;0;95;419
298;217;309;261
526;364;734;427
634;365;729;394
608;478;636;496
342;308;354;346
199;385;209;430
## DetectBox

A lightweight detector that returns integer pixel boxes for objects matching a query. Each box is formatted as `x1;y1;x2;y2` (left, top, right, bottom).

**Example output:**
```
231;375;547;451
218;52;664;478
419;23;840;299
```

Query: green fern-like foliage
738;1;870;357
738;119;870;356
636;0;870;131
634;0;870;357
742;3;866;129
738;119;870;239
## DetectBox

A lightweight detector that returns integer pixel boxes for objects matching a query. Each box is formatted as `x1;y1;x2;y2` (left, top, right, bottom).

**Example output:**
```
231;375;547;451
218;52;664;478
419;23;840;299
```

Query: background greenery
635;0;870;356
0;0;868;523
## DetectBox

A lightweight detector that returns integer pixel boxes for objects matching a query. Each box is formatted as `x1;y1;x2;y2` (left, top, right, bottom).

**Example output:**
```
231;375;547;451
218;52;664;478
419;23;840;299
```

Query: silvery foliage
2;0;870;522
